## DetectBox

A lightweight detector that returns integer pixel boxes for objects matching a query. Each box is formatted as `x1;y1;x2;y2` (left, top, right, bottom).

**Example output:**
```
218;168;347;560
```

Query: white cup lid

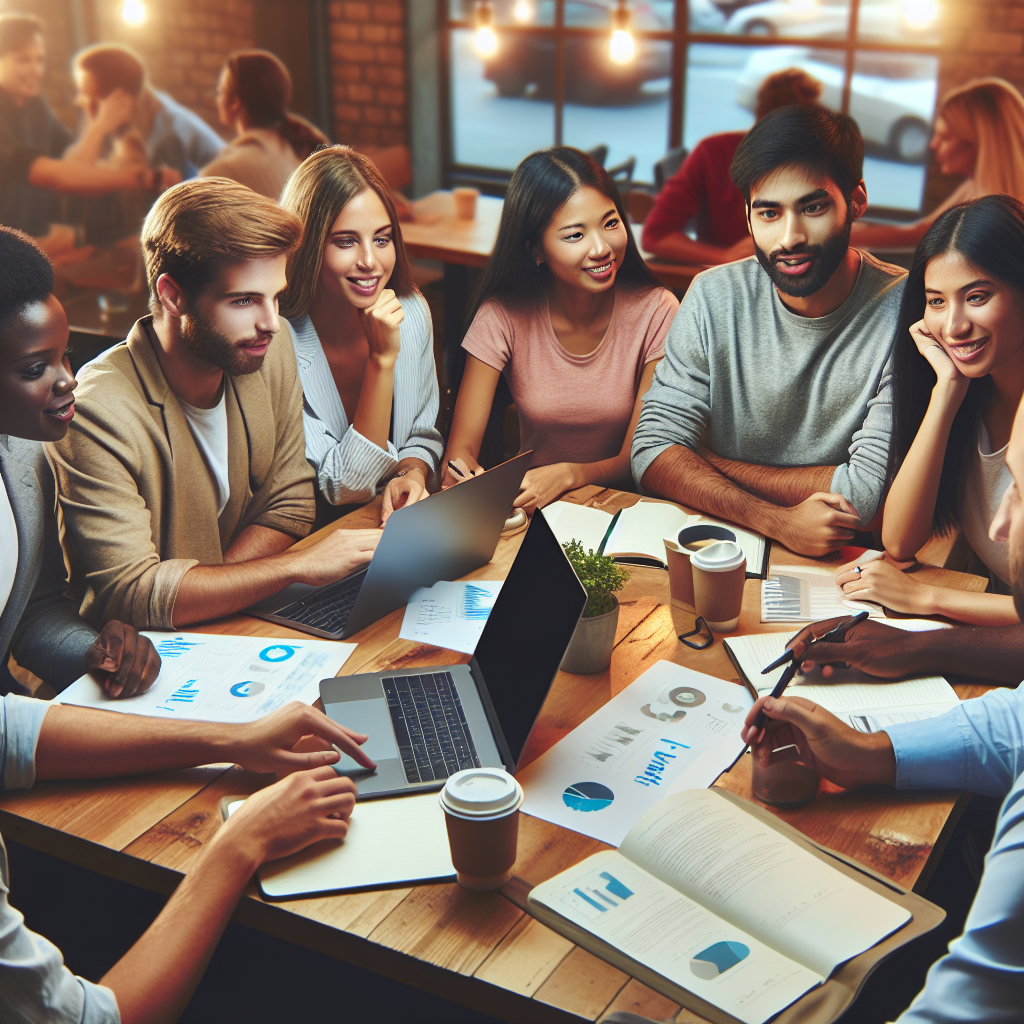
691;540;745;573
440;768;521;816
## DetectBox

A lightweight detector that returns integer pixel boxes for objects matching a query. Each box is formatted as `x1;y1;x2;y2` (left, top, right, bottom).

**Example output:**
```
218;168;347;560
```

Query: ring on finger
853;565;863;575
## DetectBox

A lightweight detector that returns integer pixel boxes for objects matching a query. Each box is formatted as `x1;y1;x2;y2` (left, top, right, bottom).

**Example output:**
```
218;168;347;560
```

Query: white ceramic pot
559;597;619;674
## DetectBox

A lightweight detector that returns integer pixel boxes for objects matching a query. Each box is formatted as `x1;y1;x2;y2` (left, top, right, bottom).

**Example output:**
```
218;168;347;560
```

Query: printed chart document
529;789;911;1024
60;632;355;722
724;630;960;733
543;501;769;579
225;791;454;896
761;565;883;622
398;580;502;654
518;661;753;845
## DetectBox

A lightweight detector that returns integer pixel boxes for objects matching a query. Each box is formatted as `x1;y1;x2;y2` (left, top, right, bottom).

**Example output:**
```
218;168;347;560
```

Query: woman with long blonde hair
279;146;442;525
853;77;1024;249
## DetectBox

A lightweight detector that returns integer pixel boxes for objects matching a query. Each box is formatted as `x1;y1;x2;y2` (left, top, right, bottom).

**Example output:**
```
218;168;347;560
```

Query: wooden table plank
533;946;631;1018
474;915;575;998
599;979;683;1023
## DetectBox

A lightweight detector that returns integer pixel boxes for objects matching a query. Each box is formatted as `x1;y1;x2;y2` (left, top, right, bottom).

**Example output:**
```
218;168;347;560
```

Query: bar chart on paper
399;580;503;654
562;866;636;920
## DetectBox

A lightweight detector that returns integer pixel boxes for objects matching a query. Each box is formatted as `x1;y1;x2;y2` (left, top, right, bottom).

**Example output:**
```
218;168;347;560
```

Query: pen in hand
750;610;871;732
447;460;465;480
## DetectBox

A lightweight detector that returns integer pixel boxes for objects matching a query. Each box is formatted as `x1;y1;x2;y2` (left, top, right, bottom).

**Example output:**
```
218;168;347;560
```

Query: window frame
441;0;944;199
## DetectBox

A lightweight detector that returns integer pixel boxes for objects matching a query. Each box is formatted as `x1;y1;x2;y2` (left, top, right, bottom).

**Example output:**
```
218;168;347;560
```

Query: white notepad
542;500;769;578
225;792;455;897
724;629;960;733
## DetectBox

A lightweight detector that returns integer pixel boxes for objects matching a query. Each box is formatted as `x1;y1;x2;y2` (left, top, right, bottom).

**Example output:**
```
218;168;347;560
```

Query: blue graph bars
461;584;493;620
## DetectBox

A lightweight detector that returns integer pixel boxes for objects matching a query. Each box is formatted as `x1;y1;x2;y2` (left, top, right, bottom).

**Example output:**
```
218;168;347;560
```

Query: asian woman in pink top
443;147;678;512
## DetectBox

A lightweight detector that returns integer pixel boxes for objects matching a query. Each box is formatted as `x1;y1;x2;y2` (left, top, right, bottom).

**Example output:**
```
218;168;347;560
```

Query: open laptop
247;451;532;640
320;510;587;798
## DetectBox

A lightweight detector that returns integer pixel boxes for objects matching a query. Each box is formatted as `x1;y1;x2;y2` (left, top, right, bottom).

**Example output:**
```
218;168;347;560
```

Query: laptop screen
474;511;586;769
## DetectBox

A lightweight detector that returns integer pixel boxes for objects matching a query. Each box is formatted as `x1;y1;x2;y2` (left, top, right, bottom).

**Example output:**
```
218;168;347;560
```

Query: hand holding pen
750;611;870;731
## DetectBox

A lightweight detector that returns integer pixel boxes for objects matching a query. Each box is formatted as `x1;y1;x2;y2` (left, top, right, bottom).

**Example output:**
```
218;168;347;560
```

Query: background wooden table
0;489;990;1023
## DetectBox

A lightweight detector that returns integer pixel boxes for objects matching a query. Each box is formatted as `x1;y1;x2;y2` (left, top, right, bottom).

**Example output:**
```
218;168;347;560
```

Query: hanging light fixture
609;0;636;65
512;0;534;24
121;0;146;26
474;1;498;59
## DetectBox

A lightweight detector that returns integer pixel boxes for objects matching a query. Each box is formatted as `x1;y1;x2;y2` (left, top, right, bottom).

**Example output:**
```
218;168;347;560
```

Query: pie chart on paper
562;782;614;812
690;940;750;980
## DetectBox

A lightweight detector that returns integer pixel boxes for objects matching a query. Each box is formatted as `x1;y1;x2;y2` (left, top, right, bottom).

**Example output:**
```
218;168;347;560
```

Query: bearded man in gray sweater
633;105;905;557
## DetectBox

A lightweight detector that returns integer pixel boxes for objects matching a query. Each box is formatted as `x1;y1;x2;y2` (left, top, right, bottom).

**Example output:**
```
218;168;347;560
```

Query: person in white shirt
279;145;443;525
0;697;374;1024
835;194;1024;625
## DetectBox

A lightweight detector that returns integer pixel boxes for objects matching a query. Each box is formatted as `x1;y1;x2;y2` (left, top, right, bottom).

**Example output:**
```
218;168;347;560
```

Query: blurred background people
853;78;1024;250
72;42;224;179
641;68;823;267
201;49;328;199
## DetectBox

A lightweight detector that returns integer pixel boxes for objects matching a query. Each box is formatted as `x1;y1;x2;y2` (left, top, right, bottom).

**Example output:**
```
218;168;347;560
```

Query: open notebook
724;628;960;733
528;789;912;1024
223;792;454;898
543;500;769;579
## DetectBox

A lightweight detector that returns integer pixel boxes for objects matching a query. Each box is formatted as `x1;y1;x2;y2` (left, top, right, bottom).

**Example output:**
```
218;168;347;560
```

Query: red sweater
643;132;748;250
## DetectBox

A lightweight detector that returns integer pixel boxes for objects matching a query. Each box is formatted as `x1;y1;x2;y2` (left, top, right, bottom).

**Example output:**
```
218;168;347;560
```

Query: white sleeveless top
960;420;1012;586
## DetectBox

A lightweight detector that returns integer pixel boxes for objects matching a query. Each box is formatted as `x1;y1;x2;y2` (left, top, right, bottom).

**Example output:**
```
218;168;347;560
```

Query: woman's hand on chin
515;463;582;514
910;320;969;402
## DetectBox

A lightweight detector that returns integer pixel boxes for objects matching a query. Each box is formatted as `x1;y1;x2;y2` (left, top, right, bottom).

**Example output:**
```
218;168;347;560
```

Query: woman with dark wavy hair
443;146;678;512
836;194;1024;624
201;49;328;199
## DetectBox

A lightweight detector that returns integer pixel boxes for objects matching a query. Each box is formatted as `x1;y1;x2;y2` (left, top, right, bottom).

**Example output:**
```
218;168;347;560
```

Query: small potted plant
559;540;630;674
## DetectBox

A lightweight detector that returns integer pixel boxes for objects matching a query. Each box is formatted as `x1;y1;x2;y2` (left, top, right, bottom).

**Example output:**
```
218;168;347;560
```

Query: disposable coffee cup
453;186;479;220
440;767;523;891
691;540;746;633
664;525;738;613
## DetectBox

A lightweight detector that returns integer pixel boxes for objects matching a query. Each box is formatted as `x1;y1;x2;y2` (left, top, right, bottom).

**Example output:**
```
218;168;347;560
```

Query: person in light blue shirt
73;43;224;179
738;386;1024;1022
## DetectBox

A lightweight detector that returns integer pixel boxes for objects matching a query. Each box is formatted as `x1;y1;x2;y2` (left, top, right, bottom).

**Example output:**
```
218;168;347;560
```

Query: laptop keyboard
381;672;481;784
276;574;363;634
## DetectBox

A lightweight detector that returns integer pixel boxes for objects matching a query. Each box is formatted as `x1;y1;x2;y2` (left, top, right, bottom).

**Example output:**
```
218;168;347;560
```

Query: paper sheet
59;632;355;722
517;661;753;846
226;792;454;896
762;565;882;622
724;630;960;732
398;580;503;654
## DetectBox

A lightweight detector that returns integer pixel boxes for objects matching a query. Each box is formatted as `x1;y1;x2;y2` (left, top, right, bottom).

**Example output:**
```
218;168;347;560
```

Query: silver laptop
320;510;586;798
247;452;532;640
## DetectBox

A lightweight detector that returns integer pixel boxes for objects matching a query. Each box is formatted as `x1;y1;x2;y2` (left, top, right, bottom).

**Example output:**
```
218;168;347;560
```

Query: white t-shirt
961;420;1012;586
0;472;17;614
179;390;231;517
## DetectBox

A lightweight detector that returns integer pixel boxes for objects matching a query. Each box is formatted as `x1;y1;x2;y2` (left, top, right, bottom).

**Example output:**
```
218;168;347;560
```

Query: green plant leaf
562;538;630;618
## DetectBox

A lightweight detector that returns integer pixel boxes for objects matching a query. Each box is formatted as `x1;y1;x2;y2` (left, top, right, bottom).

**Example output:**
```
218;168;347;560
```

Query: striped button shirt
0;695;121;1023
286;291;444;506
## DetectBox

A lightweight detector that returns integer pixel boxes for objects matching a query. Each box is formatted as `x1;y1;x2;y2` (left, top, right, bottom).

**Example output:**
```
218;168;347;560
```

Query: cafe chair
586;144;609;167
654;145;687;192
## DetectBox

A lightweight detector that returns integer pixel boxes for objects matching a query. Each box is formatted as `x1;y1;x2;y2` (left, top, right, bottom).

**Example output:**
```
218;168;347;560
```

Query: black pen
447;460;466;480
751;660;800;731
751;610;870;731
760;610;871;675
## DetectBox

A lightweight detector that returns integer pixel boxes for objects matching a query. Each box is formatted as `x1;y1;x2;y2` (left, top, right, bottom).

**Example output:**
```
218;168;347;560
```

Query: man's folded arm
698;453;836;508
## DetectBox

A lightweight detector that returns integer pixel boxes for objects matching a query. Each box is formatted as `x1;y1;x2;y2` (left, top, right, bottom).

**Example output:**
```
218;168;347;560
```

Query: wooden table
0;489;991;1024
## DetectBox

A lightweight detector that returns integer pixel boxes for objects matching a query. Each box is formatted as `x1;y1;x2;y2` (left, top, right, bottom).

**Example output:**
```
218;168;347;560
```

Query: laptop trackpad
331;698;399;771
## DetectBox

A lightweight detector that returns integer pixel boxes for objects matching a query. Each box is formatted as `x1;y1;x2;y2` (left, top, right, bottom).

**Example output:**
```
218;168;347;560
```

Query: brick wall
328;0;408;147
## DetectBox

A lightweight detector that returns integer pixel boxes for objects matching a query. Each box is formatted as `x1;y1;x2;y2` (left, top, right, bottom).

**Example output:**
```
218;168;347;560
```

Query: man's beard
754;214;853;299
180;308;269;377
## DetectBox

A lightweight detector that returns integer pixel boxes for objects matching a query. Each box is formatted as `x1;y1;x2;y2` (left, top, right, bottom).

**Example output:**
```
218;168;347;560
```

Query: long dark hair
887;193;1024;534
224;50;328;161
466;146;658;327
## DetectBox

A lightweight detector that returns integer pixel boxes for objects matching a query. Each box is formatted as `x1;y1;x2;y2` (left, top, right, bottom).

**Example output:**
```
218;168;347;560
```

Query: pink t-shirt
463;285;678;467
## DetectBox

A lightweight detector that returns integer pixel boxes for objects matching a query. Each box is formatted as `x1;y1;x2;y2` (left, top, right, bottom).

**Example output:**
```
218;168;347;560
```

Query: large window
444;0;942;213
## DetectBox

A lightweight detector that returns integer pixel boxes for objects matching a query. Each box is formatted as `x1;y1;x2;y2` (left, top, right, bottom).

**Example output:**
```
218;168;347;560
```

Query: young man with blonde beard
49;178;380;630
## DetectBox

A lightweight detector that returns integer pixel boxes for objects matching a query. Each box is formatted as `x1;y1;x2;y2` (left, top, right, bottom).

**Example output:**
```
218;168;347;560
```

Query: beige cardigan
48;318;315;629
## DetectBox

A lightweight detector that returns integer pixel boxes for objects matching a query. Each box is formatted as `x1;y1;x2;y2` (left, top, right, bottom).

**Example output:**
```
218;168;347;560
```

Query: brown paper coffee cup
440;768;523;890
691;540;746;632
453;187;479;220
665;525;738;613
